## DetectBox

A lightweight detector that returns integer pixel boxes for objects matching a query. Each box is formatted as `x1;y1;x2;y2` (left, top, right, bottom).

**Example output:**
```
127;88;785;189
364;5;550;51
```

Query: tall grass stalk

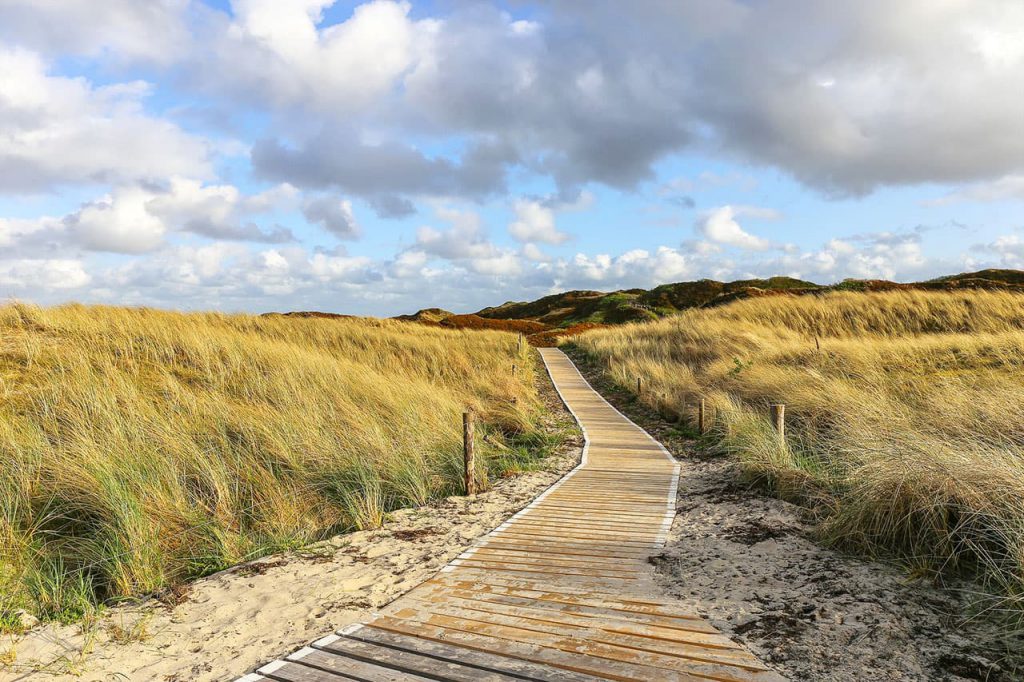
0;303;549;626
574;290;1024;621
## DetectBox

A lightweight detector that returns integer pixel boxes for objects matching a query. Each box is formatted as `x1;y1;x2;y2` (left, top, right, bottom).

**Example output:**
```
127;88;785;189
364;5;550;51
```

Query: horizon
2;1;1024;317
10;265;1013;319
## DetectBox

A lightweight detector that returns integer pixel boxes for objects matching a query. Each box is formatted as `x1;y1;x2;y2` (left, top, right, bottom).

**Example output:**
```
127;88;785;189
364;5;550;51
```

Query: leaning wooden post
463;410;476;495
698;398;707;434
770;403;786;441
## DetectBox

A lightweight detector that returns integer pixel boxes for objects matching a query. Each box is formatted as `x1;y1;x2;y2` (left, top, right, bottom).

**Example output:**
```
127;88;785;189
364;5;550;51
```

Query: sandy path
0;375;582;681
565;348;1024;682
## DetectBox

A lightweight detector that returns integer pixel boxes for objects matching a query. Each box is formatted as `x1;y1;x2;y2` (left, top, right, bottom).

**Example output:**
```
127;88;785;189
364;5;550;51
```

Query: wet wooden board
235;348;785;681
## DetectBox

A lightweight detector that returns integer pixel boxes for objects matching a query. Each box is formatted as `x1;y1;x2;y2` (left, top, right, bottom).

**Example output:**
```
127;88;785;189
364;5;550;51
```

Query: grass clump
0;303;548;628
572;289;1024;621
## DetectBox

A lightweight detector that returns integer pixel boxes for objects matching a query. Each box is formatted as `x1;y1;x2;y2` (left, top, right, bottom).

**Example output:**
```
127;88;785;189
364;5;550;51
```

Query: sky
1;0;1023;316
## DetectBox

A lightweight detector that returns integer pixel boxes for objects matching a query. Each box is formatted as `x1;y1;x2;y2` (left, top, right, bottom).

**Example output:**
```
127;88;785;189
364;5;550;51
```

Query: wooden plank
421;578;712;623
477;539;652;560
516;510;668;526
427;577;689;609
258;660;352;682
315;634;526;682
522;502;672;516
265;648;435;681
446;559;643;579
440;565;652;589
413;585;723;636
410;592;734;647
496;520;661;539
488;528;657;547
367;615;710;682
468;547;645;567
348;627;605;682
389;605;770;673
457;552;647;573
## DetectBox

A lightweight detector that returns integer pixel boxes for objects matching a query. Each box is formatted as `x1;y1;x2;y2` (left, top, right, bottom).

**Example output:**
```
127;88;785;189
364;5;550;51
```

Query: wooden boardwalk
236;348;783;682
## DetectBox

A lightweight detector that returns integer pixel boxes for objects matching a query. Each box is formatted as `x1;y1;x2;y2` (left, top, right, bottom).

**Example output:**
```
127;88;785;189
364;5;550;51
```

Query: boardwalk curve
236;348;783;682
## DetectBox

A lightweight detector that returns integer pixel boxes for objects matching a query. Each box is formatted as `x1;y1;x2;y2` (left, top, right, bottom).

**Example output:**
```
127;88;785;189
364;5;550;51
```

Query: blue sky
1;0;1023;315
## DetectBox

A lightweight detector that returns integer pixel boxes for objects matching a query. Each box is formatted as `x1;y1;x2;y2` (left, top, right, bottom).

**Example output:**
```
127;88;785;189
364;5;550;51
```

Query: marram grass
0;303;556;627
573;289;1024;620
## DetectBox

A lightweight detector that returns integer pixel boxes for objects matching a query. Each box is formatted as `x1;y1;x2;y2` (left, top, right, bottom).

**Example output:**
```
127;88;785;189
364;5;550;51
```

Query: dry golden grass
0;303;555;627
573;290;1024;619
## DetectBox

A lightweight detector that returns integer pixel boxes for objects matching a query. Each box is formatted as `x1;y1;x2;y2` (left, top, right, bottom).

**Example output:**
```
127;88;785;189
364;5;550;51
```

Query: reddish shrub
528;322;611;347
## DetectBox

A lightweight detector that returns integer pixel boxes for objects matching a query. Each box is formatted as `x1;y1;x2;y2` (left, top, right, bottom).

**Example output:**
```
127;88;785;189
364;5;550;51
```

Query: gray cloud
302;195;360;239
0;0;190;63
367;195;417;219
677;1;1024;195
230;1;1024;200
183;219;294;244
5;1;1024;204
251;132;513;200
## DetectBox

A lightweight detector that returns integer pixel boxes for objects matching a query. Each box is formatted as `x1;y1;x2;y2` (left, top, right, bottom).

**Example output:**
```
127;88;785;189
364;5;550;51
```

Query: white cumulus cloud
508;199;569;244
0;47;210;193
695;206;777;251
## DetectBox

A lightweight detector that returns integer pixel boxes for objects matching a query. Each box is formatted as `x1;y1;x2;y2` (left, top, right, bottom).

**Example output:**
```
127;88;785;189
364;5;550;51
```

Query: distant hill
263;311;357;320
476;289;653;326
395;269;1024;340
393;307;454;323
392;308;547;333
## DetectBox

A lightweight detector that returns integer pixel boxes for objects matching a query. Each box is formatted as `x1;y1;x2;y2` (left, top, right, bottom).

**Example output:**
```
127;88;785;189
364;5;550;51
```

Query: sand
0;382;582;681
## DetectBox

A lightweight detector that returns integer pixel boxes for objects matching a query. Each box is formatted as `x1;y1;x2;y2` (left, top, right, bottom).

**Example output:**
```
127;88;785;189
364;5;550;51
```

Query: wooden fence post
637;377;642;395
698;398;706;434
770;403;785;441
463;410;476;495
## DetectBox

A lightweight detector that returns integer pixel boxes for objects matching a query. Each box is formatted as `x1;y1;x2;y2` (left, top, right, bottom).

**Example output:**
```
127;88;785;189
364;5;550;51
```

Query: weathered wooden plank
487;528;657;547
494;520;661;539
467;547;644;567
389;605;769;673
423;577;710;621
266;648;435;681
516;510;668;526
367;615;710;682
446;559;643;579
430;567;659;595
412;585;723;636
476;539;652;560
347;627;605;682
315;634;526;682
257;659;352;682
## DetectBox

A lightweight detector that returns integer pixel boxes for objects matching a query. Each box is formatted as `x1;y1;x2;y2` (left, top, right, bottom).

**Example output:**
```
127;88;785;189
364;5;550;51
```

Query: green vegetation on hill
637;276;820;312
422;269;1024;330
393;307;454;323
